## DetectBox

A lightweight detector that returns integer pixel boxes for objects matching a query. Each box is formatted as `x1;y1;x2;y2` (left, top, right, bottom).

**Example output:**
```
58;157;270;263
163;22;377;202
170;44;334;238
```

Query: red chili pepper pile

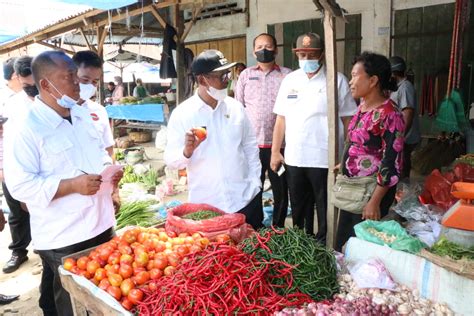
136;243;312;315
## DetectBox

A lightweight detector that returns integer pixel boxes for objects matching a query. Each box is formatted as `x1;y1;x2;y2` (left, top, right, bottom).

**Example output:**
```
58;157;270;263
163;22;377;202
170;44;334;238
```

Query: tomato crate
59;246;133;316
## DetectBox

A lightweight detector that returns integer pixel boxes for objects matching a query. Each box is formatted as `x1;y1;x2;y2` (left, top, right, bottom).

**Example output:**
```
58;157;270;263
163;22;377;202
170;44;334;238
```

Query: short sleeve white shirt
273;67;357;168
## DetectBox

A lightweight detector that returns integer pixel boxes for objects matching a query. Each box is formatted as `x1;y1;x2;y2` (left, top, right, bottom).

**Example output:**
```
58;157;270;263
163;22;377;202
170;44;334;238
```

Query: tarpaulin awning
106;103;165;123
52;0;137;10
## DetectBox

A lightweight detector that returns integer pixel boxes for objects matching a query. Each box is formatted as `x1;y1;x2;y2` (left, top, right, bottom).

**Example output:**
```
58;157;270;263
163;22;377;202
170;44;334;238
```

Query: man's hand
270;152;285;173
362;200;381;220
73;174;102;195
111;170;124;187
183;130;203;158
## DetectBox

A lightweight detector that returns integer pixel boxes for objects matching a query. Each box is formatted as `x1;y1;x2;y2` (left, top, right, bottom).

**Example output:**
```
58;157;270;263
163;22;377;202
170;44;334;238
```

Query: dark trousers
37;227;114;316
259;148;289;227
286;165;328;241
238;191;263;230
2;182;31;257
335;185;397;252
402;143;418;179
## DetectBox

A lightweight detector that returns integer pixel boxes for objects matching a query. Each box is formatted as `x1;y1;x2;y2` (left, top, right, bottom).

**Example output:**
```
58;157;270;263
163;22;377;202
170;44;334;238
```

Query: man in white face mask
72;51;114;157
164;50;263;229
271;33;357;243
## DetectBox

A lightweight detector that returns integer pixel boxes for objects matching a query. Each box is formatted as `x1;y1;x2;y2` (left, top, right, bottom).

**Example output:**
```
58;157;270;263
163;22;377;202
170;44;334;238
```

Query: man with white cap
164;49;263;229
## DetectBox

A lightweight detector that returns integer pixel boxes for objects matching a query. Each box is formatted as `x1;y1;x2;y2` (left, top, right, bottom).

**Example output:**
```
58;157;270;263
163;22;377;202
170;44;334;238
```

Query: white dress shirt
164;94;261;213
82;99;114;149
4;97;114;250
273;67;357;168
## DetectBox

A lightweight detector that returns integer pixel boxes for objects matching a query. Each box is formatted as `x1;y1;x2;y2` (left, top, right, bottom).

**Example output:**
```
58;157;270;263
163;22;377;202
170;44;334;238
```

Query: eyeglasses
205;71;230;83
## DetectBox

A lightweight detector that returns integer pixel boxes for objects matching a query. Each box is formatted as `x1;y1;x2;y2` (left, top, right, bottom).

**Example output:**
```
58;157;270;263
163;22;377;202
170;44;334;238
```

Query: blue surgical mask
299;59;320;73
46;79;79;109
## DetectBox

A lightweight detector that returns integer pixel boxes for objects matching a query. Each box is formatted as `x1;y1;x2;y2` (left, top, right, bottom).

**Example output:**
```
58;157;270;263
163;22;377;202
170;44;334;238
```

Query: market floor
0;222;43;316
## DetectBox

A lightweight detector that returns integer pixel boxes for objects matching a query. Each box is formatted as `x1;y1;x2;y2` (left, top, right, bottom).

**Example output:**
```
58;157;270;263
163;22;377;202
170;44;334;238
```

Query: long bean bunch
241;227;339;301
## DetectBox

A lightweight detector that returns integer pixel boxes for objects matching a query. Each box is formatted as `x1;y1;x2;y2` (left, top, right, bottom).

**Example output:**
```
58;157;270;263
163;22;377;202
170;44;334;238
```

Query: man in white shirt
2;56;37;274
164;50;263;229
271;33;357;243
4;51;122;316
72;50;114;156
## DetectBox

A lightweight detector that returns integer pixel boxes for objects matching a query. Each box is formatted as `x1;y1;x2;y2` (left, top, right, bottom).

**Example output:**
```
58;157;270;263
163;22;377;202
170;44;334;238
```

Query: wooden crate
419;249;474;280
59;247;132;316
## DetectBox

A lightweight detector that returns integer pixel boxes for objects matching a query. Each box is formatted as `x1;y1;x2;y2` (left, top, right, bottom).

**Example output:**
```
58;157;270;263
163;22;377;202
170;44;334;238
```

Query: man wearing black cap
389;56;421;180
270;33;356;242
164;49;263;229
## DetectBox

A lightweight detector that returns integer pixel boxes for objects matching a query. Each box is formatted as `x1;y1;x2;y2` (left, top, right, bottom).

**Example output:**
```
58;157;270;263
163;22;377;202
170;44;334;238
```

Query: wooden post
174;4;186;104
324;11;339;248
97;26;105;105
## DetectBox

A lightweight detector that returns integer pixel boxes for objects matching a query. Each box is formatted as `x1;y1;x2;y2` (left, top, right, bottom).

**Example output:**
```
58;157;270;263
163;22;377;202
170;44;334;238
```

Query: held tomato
108;273;123;287
193;127;207;141
98;279;111;291
127;289;144;305
86;260;100;276
63;258;76;271
76;256;89;270
134;271;150;285
120;278;135;296
107;285;122;300
119;264;133;279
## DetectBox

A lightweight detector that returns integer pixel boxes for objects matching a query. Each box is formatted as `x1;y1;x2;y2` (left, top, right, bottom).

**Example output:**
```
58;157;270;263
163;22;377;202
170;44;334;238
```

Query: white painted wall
183;0;455;66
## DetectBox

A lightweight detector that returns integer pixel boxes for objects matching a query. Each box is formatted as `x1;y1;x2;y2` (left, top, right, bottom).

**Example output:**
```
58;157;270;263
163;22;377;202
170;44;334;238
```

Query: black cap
389;56;406;72
191;50;237;75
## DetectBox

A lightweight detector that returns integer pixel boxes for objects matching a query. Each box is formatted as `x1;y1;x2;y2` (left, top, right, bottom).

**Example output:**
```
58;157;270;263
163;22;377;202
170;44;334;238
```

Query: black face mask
23;84;39;98
255;49;275;63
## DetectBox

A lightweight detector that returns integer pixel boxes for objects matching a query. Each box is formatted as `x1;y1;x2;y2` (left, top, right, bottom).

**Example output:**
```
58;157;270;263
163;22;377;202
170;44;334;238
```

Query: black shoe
2;255;28;273
0;294;19;305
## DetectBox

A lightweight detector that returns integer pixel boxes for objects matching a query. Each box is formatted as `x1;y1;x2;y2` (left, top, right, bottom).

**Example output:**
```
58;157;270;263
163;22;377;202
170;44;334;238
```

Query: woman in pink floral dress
335;52;405;251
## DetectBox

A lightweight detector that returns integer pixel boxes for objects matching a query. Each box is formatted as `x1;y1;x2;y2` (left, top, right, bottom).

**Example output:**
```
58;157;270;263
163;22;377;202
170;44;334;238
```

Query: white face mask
79;83;96;100
207;86;227;102
46;79;79;109
299;59;321;73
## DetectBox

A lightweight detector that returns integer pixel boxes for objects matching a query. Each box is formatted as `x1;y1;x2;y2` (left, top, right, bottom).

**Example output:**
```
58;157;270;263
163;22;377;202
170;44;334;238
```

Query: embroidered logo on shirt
287;89;298;99
90;113;99;121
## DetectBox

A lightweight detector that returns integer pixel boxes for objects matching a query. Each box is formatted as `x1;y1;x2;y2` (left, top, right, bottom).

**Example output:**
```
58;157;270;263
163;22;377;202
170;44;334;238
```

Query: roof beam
37;41;76;55
181;5;203;42
79;27;97;52
150;5;167;28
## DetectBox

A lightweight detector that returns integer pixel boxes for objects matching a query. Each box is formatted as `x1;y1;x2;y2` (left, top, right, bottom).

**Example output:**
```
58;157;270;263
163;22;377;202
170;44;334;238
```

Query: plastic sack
394;183;443;222
348;258;397;290
405;220;442;247
354;220;426;254
166;203;253;243
419;169;457;211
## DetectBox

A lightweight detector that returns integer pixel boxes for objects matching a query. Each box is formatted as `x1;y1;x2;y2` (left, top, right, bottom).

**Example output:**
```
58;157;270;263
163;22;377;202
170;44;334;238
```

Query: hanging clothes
160;23;177;79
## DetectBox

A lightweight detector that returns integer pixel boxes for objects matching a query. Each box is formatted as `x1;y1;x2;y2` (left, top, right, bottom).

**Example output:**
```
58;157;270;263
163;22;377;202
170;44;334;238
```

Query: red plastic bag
419;169;457;211
165;203;254;243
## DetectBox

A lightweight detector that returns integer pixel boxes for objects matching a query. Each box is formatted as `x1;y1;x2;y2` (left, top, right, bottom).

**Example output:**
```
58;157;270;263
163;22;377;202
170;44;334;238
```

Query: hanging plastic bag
348;258;397;290
354;220;427;254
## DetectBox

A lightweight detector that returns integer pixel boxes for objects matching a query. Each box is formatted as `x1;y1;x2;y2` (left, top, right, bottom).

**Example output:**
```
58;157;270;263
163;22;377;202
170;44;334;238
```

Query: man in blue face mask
271;32;357;243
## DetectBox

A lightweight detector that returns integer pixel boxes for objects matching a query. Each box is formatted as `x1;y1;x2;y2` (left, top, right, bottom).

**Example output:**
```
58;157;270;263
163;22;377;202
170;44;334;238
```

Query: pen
79;169;89;175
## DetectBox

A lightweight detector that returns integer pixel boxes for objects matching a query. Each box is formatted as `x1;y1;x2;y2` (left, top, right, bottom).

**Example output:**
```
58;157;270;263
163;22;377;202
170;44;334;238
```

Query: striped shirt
235;64;292;148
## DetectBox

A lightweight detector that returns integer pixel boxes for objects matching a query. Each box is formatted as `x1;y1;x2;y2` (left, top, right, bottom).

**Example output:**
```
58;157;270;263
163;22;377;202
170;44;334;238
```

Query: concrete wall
184;0;455;66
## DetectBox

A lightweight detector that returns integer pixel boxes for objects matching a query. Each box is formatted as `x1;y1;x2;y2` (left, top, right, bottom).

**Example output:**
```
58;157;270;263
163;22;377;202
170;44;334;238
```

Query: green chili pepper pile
431;236;474;261
181;210;222;221
241;227;339;301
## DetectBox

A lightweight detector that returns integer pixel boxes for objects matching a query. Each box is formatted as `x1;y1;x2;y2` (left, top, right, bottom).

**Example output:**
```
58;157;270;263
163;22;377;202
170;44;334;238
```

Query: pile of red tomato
63;227;212;311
